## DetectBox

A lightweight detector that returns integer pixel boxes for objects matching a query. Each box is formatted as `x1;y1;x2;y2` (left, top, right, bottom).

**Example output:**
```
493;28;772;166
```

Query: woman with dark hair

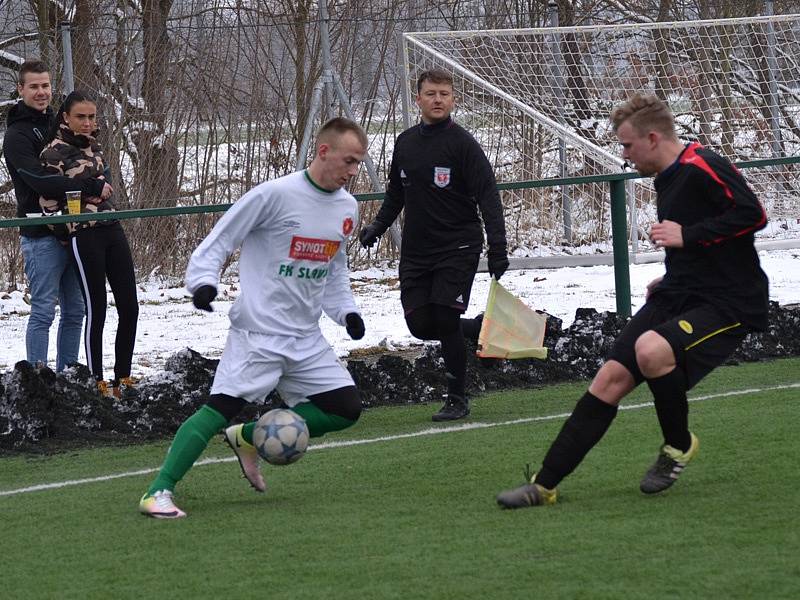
40;90;139;397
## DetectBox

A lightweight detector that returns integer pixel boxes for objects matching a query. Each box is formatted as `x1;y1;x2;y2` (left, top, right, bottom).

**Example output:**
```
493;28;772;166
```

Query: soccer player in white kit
140;118;368;518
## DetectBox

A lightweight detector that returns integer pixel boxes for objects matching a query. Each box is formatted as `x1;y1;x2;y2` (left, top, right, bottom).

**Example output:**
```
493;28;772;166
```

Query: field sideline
3;380;799;499
2;358;799;599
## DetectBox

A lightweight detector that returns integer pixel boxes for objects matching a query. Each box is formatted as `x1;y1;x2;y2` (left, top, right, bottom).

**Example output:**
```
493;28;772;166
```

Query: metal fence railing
2;155;799;318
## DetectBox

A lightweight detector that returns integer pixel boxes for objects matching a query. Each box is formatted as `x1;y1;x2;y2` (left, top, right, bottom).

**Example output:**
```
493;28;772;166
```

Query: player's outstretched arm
185;187;273;294
360;151;406;249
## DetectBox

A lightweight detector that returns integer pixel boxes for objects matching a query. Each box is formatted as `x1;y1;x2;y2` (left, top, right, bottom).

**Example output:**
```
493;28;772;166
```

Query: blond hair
610;93;676;139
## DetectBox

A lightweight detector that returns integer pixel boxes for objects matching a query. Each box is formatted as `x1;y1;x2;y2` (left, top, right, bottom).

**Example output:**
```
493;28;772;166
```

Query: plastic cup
66;191;82;215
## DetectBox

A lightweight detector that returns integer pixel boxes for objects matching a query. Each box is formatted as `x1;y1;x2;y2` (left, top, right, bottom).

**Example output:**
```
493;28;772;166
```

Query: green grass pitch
2;358;798;599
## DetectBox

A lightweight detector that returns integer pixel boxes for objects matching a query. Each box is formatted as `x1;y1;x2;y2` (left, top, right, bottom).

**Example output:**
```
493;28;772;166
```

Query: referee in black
497;92;769;508
359;69;508;421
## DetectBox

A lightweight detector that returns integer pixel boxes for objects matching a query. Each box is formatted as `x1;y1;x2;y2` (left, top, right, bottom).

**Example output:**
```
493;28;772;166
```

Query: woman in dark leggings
40;90;138;396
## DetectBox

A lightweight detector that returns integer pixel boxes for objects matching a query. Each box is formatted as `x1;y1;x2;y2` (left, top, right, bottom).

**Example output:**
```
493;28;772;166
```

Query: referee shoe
432;394;470;422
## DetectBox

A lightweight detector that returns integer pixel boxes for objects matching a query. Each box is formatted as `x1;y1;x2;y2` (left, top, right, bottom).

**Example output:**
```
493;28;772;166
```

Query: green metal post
610;179;631;318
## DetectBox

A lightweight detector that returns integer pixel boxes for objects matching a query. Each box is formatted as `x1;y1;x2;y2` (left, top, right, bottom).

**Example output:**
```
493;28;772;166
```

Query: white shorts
210;327;354;405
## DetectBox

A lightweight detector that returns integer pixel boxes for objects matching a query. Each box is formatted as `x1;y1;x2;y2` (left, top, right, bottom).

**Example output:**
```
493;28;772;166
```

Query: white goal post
401;14;800;266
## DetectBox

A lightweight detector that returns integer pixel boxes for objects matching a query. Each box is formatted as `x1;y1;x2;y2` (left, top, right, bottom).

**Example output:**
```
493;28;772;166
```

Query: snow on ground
0;249;798;377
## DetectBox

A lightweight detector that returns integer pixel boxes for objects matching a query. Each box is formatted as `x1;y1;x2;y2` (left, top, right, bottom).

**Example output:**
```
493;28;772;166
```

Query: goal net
402;14;800;261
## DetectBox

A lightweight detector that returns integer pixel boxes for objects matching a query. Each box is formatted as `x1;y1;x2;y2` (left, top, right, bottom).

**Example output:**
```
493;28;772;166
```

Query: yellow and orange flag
477;278;548;360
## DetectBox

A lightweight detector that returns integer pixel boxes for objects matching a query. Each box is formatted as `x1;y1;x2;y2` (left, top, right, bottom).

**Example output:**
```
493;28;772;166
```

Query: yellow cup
66;191;81;215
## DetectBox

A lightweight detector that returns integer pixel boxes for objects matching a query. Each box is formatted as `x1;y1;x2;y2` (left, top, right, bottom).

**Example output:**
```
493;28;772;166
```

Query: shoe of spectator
96;380;112;397
112;376;138;399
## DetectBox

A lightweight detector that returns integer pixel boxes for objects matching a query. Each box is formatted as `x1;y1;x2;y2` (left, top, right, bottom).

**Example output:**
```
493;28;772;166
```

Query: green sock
147;405;228;495
291;403;354;438
242;421;255;444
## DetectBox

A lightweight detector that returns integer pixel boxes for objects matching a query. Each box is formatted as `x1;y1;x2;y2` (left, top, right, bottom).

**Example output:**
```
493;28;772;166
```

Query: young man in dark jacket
359;69;508;422
3;59;110;371
496;93;769;509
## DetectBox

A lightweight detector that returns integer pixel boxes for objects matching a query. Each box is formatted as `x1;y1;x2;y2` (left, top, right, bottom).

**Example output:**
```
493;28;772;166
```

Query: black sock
536;392;618;490
440;329;466;398
647;368;691;452
460;314;483;343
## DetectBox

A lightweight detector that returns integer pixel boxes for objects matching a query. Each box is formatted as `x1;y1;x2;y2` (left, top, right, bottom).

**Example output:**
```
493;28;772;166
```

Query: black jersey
374;118;506;259
652;142;769;330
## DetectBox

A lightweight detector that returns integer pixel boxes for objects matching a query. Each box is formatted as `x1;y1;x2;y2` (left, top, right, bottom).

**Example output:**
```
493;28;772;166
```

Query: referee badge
434;167;451;188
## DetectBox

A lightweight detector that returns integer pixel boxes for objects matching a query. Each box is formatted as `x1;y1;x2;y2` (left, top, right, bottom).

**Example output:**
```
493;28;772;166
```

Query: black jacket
373;118;507;260
652;142;769;330
3;101;105;238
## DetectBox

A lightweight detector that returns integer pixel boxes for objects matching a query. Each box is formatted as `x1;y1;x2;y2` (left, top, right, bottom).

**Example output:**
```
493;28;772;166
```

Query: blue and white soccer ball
252;408;310;466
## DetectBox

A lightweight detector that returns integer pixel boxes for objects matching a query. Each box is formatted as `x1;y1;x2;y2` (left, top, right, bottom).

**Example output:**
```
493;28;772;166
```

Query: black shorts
608;297;746;390
399;251;480;314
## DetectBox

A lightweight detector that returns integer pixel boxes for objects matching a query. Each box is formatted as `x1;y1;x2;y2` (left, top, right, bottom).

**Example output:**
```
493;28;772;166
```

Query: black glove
487;249;509;281
358;222;385;248
192;285;217;312
345;312;365;340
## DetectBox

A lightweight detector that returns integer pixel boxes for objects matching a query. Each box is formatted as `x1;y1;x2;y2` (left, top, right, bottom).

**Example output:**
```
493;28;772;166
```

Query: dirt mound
2;303;798;453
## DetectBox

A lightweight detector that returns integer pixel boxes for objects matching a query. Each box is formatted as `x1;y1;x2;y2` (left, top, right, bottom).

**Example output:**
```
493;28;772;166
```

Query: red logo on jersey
289;236;340;262
343;217;354;236
434;166;451;188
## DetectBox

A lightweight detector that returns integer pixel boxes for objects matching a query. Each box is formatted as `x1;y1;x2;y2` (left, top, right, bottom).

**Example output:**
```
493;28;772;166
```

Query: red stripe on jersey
679;143;734;200
679;142;767;246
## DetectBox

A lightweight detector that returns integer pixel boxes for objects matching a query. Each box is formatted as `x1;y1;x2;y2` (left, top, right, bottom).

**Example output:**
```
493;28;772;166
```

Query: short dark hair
417;69;453;93
18;59;50;85
317;117;368;150
610;93;676;139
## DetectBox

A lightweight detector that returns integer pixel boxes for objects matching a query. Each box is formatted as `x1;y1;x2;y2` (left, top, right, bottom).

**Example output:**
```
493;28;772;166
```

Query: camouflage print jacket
39;124;115;236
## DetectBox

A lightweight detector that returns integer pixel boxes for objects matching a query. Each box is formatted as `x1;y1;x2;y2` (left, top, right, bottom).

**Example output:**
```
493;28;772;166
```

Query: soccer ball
252;408;310;466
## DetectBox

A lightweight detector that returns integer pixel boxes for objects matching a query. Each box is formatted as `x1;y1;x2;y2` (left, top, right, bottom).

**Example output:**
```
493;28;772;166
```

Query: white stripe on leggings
71;235;95;378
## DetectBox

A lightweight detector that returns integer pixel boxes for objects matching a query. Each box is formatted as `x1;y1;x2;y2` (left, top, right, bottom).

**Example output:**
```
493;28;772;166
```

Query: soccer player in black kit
359;69;508;422
497;93;769;508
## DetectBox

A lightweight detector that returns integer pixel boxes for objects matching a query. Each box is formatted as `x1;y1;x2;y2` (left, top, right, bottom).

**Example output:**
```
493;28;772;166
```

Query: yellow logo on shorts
679;320;693;334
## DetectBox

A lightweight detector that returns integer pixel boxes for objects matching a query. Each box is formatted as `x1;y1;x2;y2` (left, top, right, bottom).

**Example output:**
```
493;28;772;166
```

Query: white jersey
186;170;360;337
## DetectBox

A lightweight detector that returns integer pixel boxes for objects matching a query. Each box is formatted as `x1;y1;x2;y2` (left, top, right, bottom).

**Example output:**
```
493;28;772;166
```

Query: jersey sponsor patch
289;236;340;262
343;217;353;236
434;167;451;188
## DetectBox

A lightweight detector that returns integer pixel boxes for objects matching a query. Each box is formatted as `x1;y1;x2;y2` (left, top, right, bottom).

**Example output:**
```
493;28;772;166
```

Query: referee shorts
399;250;480;314
608;298;746;390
